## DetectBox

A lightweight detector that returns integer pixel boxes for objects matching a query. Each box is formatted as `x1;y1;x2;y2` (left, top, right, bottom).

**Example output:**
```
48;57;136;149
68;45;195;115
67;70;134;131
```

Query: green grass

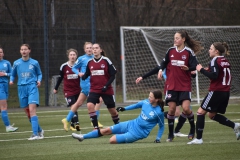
0;104;240;160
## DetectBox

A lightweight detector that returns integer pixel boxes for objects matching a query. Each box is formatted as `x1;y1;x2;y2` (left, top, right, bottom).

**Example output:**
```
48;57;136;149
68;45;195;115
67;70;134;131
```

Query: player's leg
208;91;240;140
92;97;103;128
87;92;100;129
0;84;18;132
165;90;178;142
62;92;87;131
28;85;43;140
174;105;181;123
101;94;119;125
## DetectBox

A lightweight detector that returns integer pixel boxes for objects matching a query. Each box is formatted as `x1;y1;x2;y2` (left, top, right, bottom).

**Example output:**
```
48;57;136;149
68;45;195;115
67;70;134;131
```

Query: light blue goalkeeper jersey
72;54;93;88
10;58;42;85
125;99;165;140
0;59;12;83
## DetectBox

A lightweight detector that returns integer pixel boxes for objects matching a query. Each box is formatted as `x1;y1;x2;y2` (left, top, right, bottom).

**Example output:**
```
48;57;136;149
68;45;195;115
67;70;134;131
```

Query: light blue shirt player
0;59;12;100
111;99;165;143
10;58;42;108
72;54;93;96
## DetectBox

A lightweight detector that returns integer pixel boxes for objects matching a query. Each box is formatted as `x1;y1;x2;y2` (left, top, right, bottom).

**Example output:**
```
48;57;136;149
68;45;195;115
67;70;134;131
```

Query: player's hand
101;86;107;92
135;77;143;84
157;70;163;80
154;139;161;143
180;65;189;70
9;81;14;85
116;107;125;112
37;81;41;87
196;64;203;72
53;89;57;94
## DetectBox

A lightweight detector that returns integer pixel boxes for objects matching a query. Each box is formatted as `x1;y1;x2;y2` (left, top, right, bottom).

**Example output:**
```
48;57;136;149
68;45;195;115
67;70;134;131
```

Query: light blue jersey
10;58;42;85
0;59;11;100
111;99;165;143
72;54;93;95
10;58;42;108
0;59;12;83
162;69;167;80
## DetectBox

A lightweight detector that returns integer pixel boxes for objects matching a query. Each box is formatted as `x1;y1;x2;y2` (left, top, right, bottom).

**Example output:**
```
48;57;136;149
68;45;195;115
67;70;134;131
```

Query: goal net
49;75;67;107
121;26;240;103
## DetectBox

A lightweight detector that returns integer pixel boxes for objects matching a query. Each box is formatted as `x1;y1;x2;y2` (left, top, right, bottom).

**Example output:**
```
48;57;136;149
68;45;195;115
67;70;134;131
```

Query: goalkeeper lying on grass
72;89;165;144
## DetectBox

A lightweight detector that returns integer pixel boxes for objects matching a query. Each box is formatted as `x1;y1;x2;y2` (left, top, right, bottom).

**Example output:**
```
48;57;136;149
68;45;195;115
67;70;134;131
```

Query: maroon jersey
86;56;116;95
161;46;198;91
54;62;81;97
201;56;231;91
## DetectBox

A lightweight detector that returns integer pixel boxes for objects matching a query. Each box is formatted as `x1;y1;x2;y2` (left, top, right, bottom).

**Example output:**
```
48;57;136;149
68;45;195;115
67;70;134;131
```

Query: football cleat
187;138;203;144
62;118;70;131
72;133;84;142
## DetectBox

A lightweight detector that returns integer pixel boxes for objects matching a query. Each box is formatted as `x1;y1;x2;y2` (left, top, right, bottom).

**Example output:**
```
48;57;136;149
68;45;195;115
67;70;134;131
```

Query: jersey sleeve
200;58;218;80
141;66;159;79
54;70;64;90
125;100;144;110
10;61;17;82
35;61;42;82
72;58;82;74
159;48;171;70
82;61;91;80
188;53;198;71
6;61;12;77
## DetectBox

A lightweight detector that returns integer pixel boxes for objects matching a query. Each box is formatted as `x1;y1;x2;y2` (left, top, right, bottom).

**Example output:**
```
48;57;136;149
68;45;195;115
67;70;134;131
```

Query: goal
120;26;240;103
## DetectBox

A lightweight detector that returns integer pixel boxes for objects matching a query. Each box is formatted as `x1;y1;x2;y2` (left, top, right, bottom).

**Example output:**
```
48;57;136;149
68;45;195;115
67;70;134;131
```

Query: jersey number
222;68;231;85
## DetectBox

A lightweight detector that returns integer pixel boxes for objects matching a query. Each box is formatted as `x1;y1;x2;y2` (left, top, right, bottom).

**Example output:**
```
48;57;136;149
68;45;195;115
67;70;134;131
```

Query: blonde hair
83;42;92;50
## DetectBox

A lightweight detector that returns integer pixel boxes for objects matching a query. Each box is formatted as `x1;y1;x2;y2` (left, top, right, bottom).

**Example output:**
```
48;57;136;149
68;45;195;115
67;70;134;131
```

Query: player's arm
54;70;64;92
10;62;17;84
155;113;165;143
5;62;12;77
116;100;143;112
81;62;91;80
188;53;198;71
197;60;218;80
72;58;82;75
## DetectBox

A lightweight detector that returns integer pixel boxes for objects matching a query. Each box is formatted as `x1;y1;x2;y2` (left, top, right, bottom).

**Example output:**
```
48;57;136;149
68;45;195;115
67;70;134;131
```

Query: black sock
196;113;205;139
211;114;235;129
187;112;195;135
89;112;98;129
167;114;175;137
174;113;187;133
72;111;79;125
112;115;120;124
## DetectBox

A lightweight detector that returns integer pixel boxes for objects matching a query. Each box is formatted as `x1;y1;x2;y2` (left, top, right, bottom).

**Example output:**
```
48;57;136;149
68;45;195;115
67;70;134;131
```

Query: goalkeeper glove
116;107;125;112
154;139;161;143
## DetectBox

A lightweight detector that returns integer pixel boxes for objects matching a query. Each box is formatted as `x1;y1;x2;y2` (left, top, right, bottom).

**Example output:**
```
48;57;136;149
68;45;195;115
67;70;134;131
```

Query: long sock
112;115;119;124
164;111;168;119
174;112;187;133
187;112;195;135
72;111;79;124
83;130;99;139
196;112;205;139
96;110;100;119
31;116;39;136
211;114;235;129
66;110;75;122
28;117;42;132
167;114;175;137
89;112;98;129
1;110;10;126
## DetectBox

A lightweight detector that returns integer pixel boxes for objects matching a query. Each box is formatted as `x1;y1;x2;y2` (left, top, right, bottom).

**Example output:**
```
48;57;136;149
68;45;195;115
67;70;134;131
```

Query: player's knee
109;136;117;144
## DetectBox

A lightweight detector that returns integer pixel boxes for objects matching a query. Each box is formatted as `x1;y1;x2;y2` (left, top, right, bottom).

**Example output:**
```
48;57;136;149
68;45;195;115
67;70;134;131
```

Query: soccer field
1;104;240;160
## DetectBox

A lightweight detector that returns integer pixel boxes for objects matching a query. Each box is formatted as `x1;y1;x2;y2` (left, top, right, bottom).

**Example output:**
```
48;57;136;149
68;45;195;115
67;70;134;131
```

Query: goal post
121;26;240;103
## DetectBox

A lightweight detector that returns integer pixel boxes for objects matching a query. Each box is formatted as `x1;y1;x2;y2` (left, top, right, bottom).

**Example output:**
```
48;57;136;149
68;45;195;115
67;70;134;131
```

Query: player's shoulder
60;62;68;70
184;46;195;56
102;56;112;64
1;59;11;64
29;58;39;63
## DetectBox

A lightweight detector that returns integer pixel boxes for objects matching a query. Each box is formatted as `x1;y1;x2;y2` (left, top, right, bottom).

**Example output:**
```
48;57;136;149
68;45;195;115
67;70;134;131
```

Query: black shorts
87;92;115;108
165;90;191;106
201;91;229;114
65;93;80;107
